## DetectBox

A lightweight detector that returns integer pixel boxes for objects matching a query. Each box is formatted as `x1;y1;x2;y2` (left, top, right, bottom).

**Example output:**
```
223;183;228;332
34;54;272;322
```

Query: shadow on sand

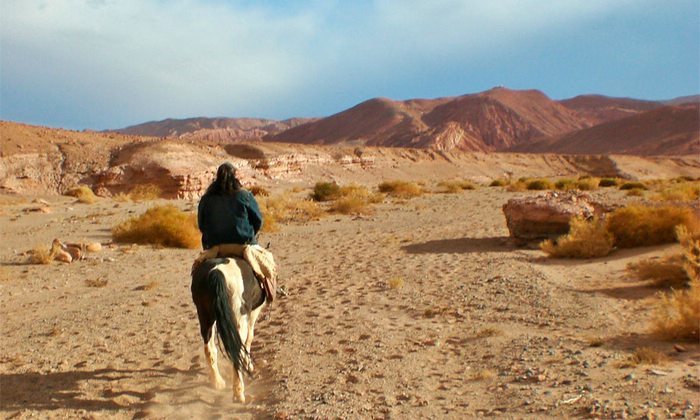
402;236;514;254
0;365;274;418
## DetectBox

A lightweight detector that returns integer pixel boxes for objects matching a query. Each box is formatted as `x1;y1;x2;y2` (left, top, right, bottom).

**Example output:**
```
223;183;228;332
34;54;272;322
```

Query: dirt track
1;188;698;419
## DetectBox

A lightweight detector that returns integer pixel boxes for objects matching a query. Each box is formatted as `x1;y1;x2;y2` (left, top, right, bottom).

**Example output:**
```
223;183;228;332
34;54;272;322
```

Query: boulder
502;191;602;240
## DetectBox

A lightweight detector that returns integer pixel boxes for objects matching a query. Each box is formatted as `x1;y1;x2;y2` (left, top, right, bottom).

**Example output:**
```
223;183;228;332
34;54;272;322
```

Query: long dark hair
205;162;242;195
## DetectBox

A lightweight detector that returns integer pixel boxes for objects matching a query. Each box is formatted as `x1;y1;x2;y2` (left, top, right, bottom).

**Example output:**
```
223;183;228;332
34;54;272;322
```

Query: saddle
193;244;277;304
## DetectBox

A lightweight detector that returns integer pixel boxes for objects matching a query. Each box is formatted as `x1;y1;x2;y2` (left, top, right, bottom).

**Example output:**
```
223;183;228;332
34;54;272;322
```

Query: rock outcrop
502;191;604;240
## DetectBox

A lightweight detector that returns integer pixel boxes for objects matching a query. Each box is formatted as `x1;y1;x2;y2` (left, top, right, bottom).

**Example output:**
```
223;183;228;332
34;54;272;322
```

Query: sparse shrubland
598;178;619;187
526;179;554;191
128;184;162;201
489;178;510;187
378;180;423;198
65;185;98;204
328;184;384;215
259;194;325;232
653;180;700;202
437;179;477;193
112;205;200;248
606;205;699;248
249;185;271;197
540;217;613;258
619;181;647;191
310;182;341;202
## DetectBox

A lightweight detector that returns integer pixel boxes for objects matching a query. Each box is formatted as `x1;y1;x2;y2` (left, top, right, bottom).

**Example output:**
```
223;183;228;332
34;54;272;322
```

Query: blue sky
1;0;698;130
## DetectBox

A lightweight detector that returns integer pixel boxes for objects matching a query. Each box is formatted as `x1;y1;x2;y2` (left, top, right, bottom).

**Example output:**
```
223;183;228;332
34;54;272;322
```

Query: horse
191;256;267;402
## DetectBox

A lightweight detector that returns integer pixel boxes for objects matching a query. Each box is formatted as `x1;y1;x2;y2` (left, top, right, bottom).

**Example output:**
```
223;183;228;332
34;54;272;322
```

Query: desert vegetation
436;179;477;193
112;205;200;248
378;180;423;198
65;185;98;204
540;217;613;258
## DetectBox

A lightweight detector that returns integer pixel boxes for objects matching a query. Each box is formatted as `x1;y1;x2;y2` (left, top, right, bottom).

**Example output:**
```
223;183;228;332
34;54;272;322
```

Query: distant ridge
111;88;699;155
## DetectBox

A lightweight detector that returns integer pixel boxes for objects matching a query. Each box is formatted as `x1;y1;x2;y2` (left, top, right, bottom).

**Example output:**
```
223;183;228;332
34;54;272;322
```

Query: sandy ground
1;187;699;419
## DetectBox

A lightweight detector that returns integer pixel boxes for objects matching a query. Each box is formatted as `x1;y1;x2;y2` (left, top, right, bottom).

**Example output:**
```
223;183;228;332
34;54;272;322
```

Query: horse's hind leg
196;306;226;390
205;323;226;390
232;317;249;402
243;306;264;372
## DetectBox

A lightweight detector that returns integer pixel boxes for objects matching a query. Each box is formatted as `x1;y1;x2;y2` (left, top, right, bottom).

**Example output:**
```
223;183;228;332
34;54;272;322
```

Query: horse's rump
191;257;265;314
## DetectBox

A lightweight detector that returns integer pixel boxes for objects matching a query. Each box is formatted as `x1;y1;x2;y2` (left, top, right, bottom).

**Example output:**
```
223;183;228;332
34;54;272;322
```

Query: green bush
310;182;341;202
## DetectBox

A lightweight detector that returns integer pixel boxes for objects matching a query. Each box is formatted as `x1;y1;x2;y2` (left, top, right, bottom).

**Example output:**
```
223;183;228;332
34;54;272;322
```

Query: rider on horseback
196;162;276;304
198;162;262;249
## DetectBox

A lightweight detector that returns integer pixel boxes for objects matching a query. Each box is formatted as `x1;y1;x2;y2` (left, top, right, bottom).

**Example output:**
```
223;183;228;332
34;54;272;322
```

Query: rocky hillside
268;88;589;152
110;88;698;156
115;117;315;141
2;120;699;198
515;104;700;156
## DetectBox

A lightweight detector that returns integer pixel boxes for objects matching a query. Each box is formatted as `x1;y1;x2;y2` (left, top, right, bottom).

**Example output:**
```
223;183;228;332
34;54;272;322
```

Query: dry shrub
575;178;599;191
128;184;162;201
526;179;554;191
112;205;199;248
489;178;510;187
654;181;700;202
330;196;371;215
249;185;270;197
627;255;688;289
28;245;52;264
311;182;341;202
437;179;477;193
85;277;108;288
387;277;405;289
629;347;668;365
260;194;325;232
65;185;97;204
555;178;576;190
598;178;619;187
470;369;496;381
606;205;700;248
620;181;647;190
625;188;645;197
651;226;700;341
113;192;131;202
506;181;528;192
541;217;613;258
378;180;423;198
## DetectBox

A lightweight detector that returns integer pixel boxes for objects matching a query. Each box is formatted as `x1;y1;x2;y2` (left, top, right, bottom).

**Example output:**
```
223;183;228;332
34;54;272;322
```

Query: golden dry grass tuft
607;205;700;248
437;179;477;193
65;185;98;204
249;185;271;197
387;277;405;289
112;205;200;248
625;188;646;197
378;180;423;198
653;181;700;202
598;178;619;187
526;178;554;191
627;255;688;289
651;225;700;341
619;181;647;191
469;369;496;381
328;184;384;215
506;181;528;192
629;347;668;365
541;217;614;258
259;194;325;232
310;182;341;202
85;277;108;288
28;245;52;265
489;178;510;187
128;184;162;201
575;177;600;191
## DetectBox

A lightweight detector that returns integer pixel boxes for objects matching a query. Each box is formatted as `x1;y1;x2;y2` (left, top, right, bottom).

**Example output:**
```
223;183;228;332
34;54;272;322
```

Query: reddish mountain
269;88;589;152
114;117;315;141
514;104;700;156
558;95;663;125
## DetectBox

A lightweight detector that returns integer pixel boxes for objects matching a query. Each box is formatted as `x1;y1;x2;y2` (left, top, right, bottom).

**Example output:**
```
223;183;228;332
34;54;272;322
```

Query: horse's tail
208;268;251;375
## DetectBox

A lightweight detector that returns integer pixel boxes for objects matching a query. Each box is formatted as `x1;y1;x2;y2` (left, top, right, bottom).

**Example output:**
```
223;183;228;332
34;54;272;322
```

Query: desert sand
1;183;699;419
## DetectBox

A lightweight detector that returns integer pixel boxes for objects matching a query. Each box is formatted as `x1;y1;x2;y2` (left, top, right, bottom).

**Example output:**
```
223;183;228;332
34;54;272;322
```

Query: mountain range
114;88;699;156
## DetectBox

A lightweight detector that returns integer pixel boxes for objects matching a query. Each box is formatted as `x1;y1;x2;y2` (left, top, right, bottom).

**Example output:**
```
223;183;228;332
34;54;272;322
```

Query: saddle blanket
194;244;278;304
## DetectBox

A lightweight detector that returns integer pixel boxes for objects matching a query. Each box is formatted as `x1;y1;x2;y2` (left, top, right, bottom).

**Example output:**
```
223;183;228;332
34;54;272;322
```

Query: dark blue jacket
197;190;263;249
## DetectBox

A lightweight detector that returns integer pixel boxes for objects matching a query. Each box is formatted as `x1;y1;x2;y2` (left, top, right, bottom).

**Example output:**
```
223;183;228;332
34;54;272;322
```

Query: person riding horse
198;162;262;250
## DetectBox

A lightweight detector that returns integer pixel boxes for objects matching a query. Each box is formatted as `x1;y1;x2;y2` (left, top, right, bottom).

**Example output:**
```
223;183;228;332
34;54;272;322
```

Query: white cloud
0;0;677;128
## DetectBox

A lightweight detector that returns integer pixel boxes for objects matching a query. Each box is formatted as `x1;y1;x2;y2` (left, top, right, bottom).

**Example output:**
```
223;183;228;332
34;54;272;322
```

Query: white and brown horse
191;257;267;402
